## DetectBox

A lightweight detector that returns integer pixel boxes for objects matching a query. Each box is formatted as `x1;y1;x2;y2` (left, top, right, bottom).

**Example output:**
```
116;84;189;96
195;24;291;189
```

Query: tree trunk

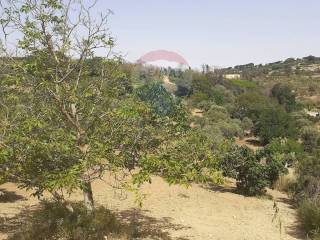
83;181;94;211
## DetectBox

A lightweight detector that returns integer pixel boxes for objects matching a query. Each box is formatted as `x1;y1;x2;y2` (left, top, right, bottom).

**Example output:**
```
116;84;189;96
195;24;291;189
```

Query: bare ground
0;176;303;240
235;137;264;151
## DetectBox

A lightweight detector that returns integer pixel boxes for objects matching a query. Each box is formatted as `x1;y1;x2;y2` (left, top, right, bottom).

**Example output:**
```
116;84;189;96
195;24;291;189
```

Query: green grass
229;79;257;89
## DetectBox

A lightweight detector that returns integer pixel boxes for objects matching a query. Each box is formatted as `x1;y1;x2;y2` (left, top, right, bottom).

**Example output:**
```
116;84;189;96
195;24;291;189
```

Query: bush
190;74;225;105
232;91;271;121
271;83;296;112
294;150;320;239
10;201;128;240
219;121;244;138
202;105;244;138
135;82;183;117
236;148;268;196
217;142;244;178
264;153;288;188
296;151;320;199
301;126;320;152
259;138;302;188
241;117;253;132
253;105;298;144
298;196;320;239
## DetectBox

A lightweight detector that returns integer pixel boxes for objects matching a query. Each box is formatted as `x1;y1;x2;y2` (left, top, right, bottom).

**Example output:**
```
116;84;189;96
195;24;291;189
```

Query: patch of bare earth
235;137;264;151
297;95;320;104
0;176;302;240
190;108;203;118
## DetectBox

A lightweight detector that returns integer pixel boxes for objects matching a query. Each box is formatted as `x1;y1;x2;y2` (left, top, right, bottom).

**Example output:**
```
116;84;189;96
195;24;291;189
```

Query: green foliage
229;79;257;89
298;196;320;239
264;153;288;188
0;0;197;210
217;141;244;178
301;126;320;152
172;69;193;97
258;138;302;187
200;105;244;139
233;91;271;121
296;150;320;200
138;131;223;186
271;83;297;112
240;117;253;131
253;106;298;144
233;92;297;144
295;149;320;239
10;201;128;240
236;148;268;196
291;111;313;129
262;138;303;161
135;82;185;119
190;74;225;105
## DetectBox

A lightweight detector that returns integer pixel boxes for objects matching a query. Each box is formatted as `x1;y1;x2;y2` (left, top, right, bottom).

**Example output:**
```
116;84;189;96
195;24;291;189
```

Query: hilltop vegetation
123;58;320;238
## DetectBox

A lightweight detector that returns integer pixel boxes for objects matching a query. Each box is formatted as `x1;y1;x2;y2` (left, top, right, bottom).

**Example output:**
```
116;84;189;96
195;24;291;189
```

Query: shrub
232;91;271;121
217;142;244;178
301;126;320;152
271;83;297;112
202;105;244;139
241;117;253;132
219;121;244;138
236;148;268;196
135;82;184;118
259;138;302;188
201;125;224;143
295;150;320;239
253;106;298;144
10;201;128;240
296;151;320;199
264;153;288;188
298;196;320;239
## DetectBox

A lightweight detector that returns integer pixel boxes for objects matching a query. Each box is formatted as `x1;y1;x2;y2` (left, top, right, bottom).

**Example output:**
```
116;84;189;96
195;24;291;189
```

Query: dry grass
274;168;297;193
0;175;303;240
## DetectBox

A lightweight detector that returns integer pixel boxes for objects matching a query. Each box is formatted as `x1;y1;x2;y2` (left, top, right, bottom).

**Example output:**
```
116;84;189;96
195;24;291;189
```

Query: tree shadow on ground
0;205;191;240
203;183;274;200
275;198;306;239
0;206;35;237
285;217;306;240
277;196;297;209
245;138;264;147
203;184;236;194
0;189;26;203
116;208;191;240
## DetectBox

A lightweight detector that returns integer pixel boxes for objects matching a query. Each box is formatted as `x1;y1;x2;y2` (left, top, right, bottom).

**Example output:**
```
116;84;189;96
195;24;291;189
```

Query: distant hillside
223;55;320;77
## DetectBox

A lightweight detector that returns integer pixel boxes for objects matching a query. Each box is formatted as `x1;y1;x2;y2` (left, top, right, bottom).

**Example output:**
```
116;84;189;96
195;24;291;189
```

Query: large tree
0;0;221;210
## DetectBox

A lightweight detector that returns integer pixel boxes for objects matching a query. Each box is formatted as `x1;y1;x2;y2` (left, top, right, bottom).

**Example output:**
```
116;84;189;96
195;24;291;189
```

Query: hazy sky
94;0;320;68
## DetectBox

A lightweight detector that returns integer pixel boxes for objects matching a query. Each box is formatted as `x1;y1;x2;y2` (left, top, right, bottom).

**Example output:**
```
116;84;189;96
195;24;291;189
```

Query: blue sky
94;0;320;68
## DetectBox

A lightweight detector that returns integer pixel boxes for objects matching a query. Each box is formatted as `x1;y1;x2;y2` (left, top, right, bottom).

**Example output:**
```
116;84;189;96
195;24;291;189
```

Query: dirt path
0;176;302;240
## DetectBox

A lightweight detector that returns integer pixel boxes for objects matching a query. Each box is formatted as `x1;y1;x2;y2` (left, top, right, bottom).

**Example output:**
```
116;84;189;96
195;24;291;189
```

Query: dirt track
0;176;302;240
